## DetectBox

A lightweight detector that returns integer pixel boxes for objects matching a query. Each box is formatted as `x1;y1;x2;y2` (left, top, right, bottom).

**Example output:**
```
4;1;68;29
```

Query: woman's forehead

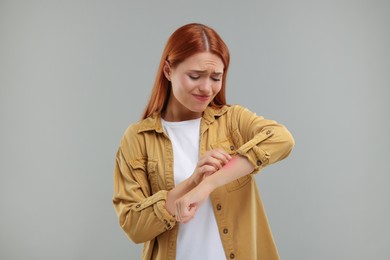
178;52;224;73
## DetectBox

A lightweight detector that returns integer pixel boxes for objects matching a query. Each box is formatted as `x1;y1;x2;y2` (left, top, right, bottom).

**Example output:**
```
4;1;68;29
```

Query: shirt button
230;145;234;151
216;204;222;210
230;253;235;259
256;160;262;166
266;130;271;135
223;228;228;234
135;204;141;208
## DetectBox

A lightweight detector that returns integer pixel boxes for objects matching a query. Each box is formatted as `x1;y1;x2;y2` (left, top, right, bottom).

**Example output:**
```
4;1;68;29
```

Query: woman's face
163;52;224;121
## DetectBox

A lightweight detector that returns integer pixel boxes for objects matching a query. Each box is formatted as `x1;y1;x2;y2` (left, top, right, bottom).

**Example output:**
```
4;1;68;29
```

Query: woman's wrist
199;177;217;194
166;176;198;214
187;174;200;188
166;190;176;216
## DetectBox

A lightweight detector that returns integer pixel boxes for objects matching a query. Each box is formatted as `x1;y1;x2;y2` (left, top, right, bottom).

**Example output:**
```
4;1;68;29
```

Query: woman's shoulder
227;104;246;111
121;121;141;139
207;104;246;116
225;104;252;116
121;116;157;140
117;118;154;160
203;105;253;123
223;104;263;127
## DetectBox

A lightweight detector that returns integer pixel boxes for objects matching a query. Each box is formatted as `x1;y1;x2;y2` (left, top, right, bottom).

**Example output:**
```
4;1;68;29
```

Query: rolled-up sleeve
113;147;176;244
231;105;295;172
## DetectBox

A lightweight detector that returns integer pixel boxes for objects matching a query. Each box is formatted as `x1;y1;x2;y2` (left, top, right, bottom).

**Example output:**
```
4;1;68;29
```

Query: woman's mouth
193;94;210;102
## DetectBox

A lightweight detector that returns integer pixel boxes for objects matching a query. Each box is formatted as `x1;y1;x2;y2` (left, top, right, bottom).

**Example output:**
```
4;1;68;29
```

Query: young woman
113;23;294;260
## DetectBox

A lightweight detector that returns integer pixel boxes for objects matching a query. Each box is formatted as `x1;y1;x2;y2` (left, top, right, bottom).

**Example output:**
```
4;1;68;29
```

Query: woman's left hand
174;181;214;223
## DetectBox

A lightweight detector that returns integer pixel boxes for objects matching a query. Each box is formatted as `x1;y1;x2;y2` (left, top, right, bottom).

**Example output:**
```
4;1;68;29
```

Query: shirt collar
137;105;229;134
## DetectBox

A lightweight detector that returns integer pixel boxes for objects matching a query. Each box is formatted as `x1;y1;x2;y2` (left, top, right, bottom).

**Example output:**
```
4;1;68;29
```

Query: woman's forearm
166;148;232;215
201;155;255;191
172;155;254;222
166;177;197;215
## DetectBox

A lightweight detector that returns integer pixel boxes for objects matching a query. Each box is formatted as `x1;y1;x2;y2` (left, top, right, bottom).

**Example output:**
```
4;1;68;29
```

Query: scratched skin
203;154;236;180
221;155;237;170
202;154;236;180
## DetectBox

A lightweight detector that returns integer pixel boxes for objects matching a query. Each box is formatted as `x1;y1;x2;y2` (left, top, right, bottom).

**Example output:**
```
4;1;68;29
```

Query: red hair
142;23;230;119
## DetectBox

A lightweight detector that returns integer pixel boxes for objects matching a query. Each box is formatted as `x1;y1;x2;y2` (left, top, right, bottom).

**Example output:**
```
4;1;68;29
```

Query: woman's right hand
189;148;232;186
166;148;232;216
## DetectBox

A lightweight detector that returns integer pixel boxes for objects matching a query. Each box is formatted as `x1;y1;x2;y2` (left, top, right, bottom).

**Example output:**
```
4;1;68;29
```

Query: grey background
1;0;389;259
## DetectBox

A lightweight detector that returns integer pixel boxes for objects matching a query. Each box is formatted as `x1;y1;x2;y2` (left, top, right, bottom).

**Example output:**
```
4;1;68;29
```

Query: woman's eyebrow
188;70;223;75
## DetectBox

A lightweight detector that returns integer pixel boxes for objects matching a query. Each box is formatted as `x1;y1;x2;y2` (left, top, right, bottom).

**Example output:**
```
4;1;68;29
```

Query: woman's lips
193;94;210;102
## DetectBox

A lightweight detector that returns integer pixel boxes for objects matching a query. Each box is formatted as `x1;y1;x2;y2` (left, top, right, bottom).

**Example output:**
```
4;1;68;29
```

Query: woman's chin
189;104;209;113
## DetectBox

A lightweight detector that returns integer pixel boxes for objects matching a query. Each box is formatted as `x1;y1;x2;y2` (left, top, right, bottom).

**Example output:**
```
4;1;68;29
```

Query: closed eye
189;75;200;80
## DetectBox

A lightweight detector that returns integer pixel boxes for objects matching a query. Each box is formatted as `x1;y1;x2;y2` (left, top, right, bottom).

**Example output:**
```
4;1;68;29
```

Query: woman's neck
162;97;202;122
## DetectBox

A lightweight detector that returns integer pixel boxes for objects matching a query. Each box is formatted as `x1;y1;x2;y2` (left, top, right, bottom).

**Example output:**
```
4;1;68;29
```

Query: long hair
142;23;230;119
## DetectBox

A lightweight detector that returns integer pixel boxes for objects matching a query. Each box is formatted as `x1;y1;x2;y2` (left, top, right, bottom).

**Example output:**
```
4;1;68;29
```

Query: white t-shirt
161;118;226;260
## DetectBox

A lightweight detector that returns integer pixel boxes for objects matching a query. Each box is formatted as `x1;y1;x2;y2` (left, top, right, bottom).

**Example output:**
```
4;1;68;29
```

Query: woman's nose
198;79;212;94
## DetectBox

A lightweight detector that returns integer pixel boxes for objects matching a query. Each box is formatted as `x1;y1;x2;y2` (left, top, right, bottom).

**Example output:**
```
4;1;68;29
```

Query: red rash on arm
202;155;255;190
222;155;238;170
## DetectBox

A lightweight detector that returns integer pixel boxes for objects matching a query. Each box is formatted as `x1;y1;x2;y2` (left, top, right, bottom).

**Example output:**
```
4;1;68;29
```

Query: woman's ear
163;61;171;81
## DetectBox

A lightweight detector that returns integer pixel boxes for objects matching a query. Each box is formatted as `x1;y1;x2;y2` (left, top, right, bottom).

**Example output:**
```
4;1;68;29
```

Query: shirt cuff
131;190;176;231
236;128;274;171
153;190;176;230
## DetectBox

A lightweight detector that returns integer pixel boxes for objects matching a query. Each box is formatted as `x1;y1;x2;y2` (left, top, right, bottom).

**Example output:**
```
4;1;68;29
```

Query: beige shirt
113;105;295;260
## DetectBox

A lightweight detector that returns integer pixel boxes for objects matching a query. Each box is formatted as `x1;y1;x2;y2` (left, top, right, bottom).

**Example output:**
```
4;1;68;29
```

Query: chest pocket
210;138;251;192
128;158;159;195
146;160;159;194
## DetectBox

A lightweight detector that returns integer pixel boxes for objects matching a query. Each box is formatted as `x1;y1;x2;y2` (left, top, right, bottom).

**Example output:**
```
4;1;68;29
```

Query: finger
209;149;231;166
204;156;224;170
175;202;182;222
200;151;228;169
207;151;231;168
203;171;214;179
197;149;224;165
213;148;232;161
200;165;218;175
181;213;195;223
175;210;180;222
176;200;192;223
181;205;197;223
